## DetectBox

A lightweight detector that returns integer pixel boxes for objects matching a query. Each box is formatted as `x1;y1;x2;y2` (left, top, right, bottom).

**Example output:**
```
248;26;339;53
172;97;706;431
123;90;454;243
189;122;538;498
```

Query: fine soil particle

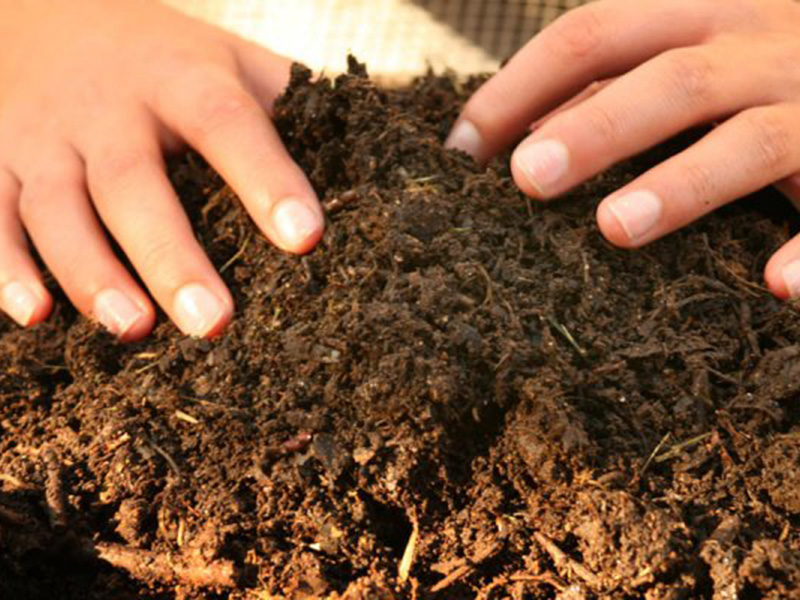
2;57;800;599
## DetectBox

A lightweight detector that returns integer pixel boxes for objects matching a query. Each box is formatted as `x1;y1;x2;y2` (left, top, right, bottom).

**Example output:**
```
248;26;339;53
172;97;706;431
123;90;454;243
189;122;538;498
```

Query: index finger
446;0;717;162
152;65;324;255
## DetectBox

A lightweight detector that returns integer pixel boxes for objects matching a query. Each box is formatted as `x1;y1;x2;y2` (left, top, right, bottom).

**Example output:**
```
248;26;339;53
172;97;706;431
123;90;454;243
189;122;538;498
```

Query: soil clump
2;57;800;599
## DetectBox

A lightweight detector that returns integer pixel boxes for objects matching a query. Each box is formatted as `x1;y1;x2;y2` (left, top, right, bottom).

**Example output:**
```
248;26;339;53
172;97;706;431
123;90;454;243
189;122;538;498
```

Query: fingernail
513;139;569;195
94;289;144;337
782;260;800;298
445;119;485;161
272;197;322;249
606;190;663;242
1;281;40;326
173;283;226;337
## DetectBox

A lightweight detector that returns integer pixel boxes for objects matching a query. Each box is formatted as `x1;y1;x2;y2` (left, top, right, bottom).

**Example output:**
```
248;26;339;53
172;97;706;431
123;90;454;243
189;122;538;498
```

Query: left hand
0;0;325;340
446;0;800;299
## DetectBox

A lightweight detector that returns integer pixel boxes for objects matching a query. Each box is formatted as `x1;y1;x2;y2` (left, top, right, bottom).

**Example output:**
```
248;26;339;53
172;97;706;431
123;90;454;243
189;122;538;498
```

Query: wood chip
534;532;598;587
175;410;200;425
91;542;238;588
398;521;419;583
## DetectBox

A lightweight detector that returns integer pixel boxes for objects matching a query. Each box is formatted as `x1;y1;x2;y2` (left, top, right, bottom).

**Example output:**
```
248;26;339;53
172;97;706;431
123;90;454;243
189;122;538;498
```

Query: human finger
511;42;770;199
232;38;292;111
85;116;234;338
152;65;324;254
528;78;616;133
446;0;718;162
18;147;155;340
765;172;800;298
595;104;800;250
0;167;51;326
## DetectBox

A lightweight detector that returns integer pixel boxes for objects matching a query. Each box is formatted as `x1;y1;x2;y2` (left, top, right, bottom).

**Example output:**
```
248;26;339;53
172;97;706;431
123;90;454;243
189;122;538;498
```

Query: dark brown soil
2;57;800;599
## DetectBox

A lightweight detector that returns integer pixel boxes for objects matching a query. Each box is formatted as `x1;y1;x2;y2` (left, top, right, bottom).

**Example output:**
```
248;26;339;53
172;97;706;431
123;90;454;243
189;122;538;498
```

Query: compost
2;58;800;599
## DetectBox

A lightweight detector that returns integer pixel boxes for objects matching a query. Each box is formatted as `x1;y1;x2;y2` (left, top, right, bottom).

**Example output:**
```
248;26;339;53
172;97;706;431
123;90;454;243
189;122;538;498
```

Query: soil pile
2;57;800;599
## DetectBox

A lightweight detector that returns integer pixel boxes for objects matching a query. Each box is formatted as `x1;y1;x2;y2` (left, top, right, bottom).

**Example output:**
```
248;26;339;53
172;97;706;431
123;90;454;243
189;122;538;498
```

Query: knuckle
136;231;185;276
89;149;150;187
719;0;765;28
682;162;718;204
581;102;626;146
18;173;64;224
659;50;716;108
743;110;792;173
544;6;606;61
180;76;257;139
17;188;42;225
195;89;254;134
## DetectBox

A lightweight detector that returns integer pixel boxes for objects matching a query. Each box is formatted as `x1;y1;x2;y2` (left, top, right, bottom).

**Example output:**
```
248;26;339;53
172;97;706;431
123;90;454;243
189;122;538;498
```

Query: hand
446;0;800;299
0;0;324;340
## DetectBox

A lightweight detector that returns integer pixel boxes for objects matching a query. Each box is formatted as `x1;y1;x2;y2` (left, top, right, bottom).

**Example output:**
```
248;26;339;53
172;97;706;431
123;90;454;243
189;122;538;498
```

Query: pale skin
447;0;800;300
2;0;800;341
0;0;324;340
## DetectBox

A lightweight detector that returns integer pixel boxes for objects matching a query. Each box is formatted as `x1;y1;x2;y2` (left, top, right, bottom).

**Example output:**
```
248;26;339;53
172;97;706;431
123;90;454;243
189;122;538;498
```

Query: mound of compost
2;57;800;599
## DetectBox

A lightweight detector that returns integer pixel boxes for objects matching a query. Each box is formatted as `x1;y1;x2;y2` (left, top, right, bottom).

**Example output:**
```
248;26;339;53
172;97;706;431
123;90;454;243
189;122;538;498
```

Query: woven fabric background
163;0;588;80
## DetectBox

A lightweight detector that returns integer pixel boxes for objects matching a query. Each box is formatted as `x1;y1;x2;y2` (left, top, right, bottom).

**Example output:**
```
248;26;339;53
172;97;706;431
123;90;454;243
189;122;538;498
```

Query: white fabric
162;0;584;81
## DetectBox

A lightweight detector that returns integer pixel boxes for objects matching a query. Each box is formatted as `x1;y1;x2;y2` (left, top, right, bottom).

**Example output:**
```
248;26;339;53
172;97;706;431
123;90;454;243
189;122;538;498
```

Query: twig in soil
148;440;182;483
503;299;524;333
429;563;474;593
180;395;247;414
177;518;186;548
429;535;503;592
0;472;29;490
673;292;726;311
706;367;740;386
709;254;766;297
525;197;535;223
476;264;494;306
105;432;132;453
406;176;440;194
494;349;513;372
201;185;230;224
511;573;568;590
478;572;568;598
29;359;69;372
580;251;591;285
219;234;251;274
654;432;713;463
738;300;761;359
43;447;68;529
134;361;160;375
89;541;238;588
544;315;588;359
301;257;315;285
398;520;419;583
174;410;201;426
533;532;598;587
408;175;438;184
640;433;671;475
0;497;238;588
